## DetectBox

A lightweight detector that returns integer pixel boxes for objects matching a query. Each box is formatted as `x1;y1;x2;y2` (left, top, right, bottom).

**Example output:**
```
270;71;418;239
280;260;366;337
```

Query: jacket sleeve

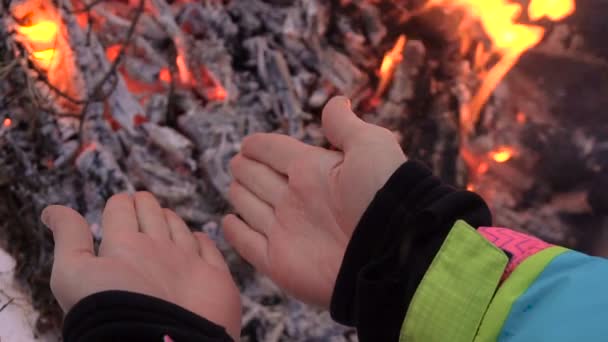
63;290;233;342
330;160;608;342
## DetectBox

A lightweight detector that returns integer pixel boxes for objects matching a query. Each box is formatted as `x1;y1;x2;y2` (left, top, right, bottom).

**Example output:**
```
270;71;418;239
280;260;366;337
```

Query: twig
85;0;145;103
0;297;15;313
71;0;108;14
76;0;145;147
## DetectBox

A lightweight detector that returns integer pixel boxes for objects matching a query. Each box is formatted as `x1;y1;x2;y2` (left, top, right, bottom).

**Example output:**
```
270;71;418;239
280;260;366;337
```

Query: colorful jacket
330;161;608;341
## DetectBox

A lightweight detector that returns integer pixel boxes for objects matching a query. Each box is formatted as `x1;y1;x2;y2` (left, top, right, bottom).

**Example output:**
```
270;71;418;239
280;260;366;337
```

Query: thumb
42;205;95;261
321;96;368;151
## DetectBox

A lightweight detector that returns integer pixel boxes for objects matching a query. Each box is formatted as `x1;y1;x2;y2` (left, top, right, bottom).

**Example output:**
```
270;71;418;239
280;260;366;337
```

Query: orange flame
32;49;56;63
529;0;575;21
16;20;60;69
375;34;407;98
16;20;58;43
425;0;575;133
3;118;12;127
489;146;514;163
466;183;475;191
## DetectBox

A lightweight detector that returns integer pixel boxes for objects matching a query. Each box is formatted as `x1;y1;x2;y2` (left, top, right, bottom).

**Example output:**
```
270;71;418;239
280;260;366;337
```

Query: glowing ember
490;147;514;163
158;68;172;83
176;54;192;85
516;111;527;124
424;0;576;133
105;44;122;62
207;86;228;102
3;118;12;128
174;55;228;101
375;34;407;98
133;114;148;126
76;13;89;29
466;183;475;191
477;162;489;174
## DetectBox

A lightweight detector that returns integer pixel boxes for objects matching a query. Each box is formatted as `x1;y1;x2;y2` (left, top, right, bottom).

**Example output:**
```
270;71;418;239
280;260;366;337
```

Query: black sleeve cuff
63;290;233;342
330;160;491;341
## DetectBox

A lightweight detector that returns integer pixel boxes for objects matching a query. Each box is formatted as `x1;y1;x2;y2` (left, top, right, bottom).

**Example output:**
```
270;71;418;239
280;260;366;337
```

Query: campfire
3;0;607;339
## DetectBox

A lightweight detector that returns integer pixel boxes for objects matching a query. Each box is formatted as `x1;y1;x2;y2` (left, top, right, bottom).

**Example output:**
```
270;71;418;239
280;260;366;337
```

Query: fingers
164;209;199;256
134;191;170;240
194;232;229;272
222;214;268;274
42;205;95;262
102;193;139;239
230;154;287;206
321;96;368;152
241;133;313;175
228;182;275;236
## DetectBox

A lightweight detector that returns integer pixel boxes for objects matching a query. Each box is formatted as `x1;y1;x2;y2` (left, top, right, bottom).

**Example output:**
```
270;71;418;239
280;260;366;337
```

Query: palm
268;160;350;306
224;97;406;307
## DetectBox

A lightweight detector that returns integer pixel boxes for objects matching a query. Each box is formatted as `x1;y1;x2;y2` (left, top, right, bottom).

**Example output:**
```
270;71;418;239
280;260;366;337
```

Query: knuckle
228;154;241;173
227;182;238;202
163;208;177;220
134;191;154;201
241;133;264;152
109;192;130;202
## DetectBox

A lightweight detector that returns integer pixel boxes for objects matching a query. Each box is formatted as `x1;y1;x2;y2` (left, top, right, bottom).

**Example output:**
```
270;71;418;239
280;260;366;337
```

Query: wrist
329;160;492;340
64;290;234;341
330;160;433;325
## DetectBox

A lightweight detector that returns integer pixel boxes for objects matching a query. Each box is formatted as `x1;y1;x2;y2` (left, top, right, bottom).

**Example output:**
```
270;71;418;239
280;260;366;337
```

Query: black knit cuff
329;160;492;341
64;290;233;342
329;160;433;325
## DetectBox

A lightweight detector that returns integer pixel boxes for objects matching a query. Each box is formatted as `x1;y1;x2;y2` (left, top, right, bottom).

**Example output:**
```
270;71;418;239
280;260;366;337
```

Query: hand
43;192;241;340
223;96;406;307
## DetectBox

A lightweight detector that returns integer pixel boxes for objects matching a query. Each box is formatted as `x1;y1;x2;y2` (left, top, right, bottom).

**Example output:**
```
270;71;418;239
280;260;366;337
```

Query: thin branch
71;0;108;14
88;0;145;102
0;297;15;313
77;0;146;146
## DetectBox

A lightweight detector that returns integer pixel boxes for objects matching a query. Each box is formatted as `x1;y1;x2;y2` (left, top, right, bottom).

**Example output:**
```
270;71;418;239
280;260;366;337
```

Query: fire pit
1;0;606;340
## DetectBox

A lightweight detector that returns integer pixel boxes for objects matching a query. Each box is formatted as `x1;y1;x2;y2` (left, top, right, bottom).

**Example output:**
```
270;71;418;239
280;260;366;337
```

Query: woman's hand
224;96;406;307
43;192;241;340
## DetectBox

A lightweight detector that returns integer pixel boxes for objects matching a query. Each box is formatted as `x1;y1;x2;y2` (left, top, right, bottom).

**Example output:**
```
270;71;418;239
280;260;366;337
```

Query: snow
0;248;56;342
